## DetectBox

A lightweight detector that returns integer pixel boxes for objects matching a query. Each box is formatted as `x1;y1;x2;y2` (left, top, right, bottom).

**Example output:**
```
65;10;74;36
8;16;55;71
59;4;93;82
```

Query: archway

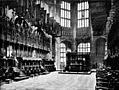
95;37;106;68
60;40;72;69
60;43;66;70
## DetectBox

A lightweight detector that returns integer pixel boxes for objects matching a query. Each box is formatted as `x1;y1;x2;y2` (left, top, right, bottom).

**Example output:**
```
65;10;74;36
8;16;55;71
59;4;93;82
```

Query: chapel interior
0;0;119;90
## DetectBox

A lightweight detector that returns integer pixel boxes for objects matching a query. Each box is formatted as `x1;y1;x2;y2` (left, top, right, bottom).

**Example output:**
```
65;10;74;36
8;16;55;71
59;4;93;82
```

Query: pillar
71;2;77;52
55;37;61;70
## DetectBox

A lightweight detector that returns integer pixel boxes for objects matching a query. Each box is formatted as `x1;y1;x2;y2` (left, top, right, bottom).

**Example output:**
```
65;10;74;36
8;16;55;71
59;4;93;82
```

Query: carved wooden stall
0;0;62;83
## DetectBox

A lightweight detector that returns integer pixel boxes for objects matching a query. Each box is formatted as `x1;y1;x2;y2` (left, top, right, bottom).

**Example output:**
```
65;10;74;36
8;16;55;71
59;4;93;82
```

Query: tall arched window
78;43;90;54
60;43;66;66
61;1;71;27
77;1;89;28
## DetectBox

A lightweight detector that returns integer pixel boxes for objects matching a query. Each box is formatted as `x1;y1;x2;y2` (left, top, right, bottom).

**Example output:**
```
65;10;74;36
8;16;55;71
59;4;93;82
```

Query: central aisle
1;72;96;90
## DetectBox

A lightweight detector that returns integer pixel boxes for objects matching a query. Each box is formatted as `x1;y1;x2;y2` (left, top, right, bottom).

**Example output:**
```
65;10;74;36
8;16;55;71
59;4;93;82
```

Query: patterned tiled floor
1;71;96;90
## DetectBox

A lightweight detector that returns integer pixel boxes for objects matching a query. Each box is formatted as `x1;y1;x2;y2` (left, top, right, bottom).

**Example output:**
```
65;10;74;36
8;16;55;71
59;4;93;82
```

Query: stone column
71;2;77;52
53;1;61;70
55;37;61;70
50;35;52;60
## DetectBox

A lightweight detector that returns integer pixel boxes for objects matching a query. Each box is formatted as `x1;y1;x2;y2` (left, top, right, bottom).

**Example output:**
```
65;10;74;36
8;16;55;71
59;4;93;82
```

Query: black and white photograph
0;0;118;90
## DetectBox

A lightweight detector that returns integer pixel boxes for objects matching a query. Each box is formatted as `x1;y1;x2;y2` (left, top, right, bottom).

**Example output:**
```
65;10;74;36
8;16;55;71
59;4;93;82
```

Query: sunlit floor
1;71;96;90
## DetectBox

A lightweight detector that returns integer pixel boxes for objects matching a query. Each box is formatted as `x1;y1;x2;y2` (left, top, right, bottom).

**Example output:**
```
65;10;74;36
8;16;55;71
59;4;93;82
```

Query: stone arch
76;38;91;52
60;40;72;69
61;40;72;52
94;37;107;68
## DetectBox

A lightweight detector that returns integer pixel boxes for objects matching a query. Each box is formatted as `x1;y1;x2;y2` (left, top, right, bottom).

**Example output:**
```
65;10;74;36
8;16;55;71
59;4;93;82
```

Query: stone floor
1;71;96;90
